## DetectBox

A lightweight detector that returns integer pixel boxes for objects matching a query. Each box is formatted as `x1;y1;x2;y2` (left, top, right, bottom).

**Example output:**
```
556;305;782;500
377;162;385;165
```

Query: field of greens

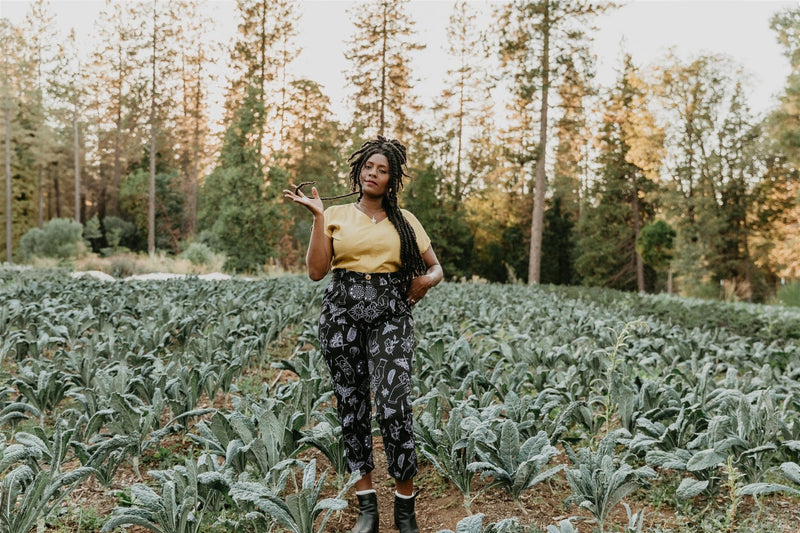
1;268;800;533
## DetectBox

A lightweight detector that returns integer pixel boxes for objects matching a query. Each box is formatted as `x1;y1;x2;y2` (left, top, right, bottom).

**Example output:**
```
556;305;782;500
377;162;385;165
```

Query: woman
284;137;442;533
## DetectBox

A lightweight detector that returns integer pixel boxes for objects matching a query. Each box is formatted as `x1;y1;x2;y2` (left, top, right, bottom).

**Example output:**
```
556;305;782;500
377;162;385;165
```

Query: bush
680;279;721;300
180;242;214;266
18;218;87;262
102;216;139;253
777;280;800;307
107;254;140;278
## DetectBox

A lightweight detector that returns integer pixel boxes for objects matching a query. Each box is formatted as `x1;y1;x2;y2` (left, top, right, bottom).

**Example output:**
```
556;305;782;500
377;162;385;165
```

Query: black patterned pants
318;269;417;481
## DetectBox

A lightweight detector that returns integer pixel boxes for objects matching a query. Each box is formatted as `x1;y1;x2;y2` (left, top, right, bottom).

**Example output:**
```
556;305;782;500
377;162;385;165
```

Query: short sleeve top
323;203;431;273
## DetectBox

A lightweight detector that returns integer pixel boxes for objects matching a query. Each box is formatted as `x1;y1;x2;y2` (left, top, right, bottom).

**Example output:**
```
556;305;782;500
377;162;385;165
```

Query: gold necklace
356;202;383;224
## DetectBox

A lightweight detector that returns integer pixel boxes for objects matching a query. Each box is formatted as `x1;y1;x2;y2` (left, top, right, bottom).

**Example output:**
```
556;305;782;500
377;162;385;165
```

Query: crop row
1;272;799;532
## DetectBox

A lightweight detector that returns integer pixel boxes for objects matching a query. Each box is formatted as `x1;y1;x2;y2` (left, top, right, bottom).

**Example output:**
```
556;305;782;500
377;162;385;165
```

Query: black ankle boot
394;493;419;533
351;491;379;533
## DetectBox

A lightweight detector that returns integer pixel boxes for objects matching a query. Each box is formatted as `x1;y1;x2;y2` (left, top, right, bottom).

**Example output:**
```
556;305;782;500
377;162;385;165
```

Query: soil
316;440;642;533
50;430;800;533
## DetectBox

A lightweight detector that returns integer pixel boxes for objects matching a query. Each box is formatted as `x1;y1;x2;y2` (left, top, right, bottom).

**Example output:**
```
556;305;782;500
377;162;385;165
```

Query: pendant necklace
357;202;381;224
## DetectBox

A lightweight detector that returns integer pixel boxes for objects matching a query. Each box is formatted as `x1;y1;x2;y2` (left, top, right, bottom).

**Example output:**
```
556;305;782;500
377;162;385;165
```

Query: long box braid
347;136;427;288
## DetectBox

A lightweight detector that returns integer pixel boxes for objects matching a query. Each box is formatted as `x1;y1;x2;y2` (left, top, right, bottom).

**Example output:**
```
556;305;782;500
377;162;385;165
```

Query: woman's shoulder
324;203;354;217
400;208;422;223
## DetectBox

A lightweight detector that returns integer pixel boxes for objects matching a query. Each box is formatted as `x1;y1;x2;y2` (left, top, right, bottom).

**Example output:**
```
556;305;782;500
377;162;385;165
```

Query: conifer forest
1;0;798;298
2;1;800;532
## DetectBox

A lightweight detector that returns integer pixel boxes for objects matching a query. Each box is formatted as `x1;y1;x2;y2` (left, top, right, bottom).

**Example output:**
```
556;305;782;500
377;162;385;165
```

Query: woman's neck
358;195;384;212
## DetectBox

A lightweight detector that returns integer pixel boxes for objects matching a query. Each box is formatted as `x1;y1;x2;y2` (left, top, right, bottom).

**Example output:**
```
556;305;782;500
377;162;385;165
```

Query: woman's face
360;152;391;198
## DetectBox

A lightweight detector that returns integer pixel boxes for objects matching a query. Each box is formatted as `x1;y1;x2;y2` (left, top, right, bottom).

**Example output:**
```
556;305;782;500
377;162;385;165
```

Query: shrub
108;254;140;278
180;242;214;266
102;216;138;253
18;218;87;262
83;215;103;241
777;280;800;307
195;230;223;252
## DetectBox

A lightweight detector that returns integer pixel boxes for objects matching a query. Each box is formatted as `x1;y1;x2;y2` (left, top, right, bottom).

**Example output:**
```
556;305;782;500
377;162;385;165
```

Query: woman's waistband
331;269;403;282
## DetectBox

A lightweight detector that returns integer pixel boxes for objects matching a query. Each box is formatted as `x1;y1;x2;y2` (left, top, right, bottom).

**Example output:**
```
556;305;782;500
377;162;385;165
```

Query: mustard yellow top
323;203;431;273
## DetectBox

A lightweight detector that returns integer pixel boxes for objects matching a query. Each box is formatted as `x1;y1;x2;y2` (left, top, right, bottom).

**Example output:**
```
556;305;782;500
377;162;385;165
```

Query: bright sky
1;0;795;121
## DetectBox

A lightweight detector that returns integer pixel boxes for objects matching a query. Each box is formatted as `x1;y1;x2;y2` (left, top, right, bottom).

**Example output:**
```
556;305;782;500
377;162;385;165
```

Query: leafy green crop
1;271;799;529
469;421;564;504
565;431;656;533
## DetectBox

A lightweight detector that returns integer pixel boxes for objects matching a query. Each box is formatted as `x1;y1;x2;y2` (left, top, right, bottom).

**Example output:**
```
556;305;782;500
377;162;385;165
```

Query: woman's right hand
284;184;324;217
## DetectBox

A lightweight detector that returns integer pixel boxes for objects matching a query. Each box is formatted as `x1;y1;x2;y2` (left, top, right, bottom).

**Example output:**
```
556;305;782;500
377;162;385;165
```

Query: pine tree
545;47;595;285
769;8;800;166
227;0;300;161
656;54;740;294
271;0;300;153
344;0;424;141
199;0;301;270
576;55;660;291
498;0;613;284
1;16;39;257
49;29;85;223
749;152;800;282
712;83;760;298
551;51;593;221
764;8;800;281
87;0;148;220
1;19;23;261
435;0;494;204
21;0;58;229
462;90;515;281
279;78;345;266
404;156;474;280
199;85;277;271
174;0;216;237
637;220;676;293
116;0;195;253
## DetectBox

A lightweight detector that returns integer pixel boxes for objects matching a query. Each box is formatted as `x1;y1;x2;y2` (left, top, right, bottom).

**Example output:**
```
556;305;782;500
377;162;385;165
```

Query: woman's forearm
420;246;442;289
306;213;333;280
424;263;443;288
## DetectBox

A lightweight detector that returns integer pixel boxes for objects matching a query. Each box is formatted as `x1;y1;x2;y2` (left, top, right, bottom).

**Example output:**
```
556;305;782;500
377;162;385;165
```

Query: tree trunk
37;42;44;230
258;0;267;159
379;1;388;137
148;0;157;255
53;166;61;218
188;63;200;236
528;0;550;285
632;176;644;292
112;42;122;216
742;204;752;302
4;58;11;263
38;167;44;228
278;46;287;151
455;52;465;204
74;98;80;222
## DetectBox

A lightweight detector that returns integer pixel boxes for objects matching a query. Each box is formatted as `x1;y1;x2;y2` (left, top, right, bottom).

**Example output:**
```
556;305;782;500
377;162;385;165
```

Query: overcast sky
1;0;795;120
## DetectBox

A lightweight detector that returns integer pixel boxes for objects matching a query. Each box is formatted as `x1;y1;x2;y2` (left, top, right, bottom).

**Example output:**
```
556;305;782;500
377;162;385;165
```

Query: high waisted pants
318;269;417;481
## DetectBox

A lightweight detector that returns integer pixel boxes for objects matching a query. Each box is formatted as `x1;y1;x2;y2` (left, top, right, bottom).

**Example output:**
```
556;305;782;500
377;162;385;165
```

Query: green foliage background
2;1;799;299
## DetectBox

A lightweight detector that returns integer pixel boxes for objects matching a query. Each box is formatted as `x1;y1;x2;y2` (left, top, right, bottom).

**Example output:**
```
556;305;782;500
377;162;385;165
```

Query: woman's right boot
351;491;379;533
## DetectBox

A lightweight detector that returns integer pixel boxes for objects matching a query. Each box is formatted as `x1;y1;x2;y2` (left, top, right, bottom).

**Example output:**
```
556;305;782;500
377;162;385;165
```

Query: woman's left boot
394;492;419;533
351;491;379;533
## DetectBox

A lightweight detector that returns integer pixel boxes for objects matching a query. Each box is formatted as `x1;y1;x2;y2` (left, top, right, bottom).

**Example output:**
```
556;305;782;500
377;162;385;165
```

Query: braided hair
347;136;427;287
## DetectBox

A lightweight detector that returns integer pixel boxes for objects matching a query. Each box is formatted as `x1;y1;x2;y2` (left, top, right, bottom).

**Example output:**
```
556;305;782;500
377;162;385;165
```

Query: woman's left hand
407;246;443;305
407;275;433;305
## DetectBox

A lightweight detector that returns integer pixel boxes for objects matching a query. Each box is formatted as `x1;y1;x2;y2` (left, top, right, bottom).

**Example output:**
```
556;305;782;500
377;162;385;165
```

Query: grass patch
75;251;226;277
47;505;106;533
